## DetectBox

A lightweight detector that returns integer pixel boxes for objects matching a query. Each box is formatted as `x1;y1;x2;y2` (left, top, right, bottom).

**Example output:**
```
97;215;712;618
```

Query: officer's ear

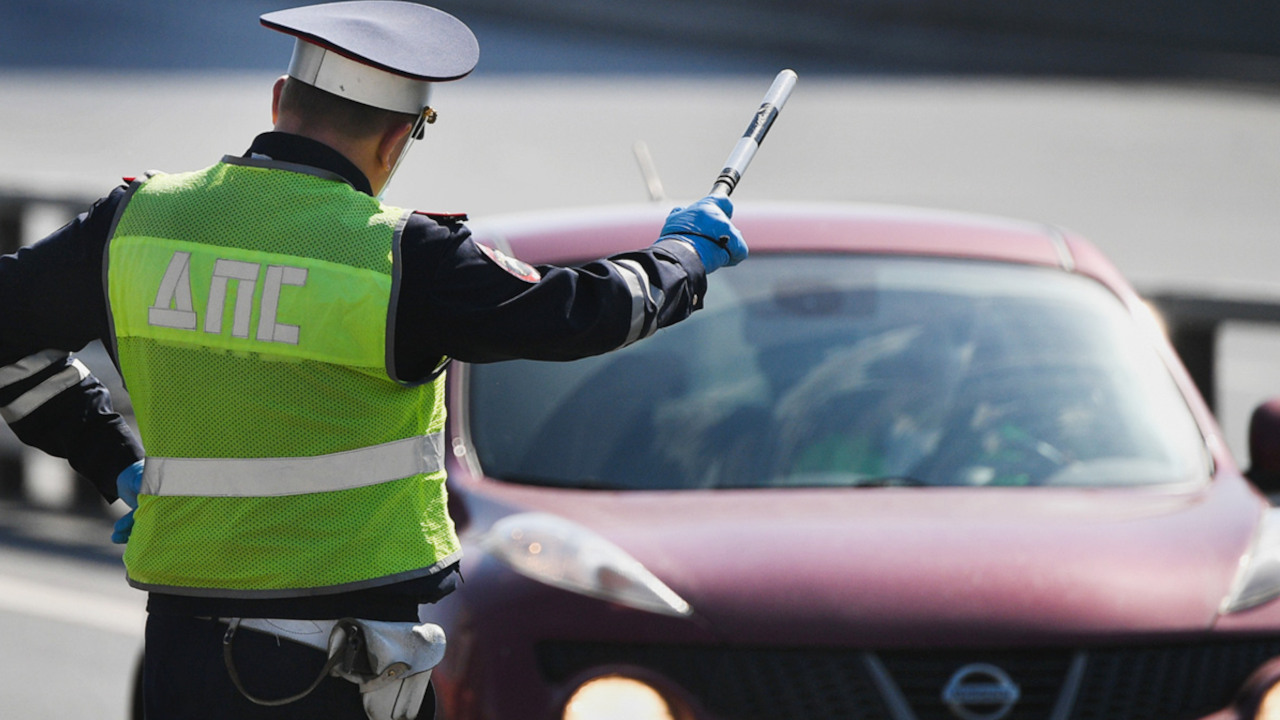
376;120;415;172
271;75;289;126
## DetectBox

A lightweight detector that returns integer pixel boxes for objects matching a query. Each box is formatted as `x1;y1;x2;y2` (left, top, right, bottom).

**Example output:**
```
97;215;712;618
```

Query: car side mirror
1246;398;1280;497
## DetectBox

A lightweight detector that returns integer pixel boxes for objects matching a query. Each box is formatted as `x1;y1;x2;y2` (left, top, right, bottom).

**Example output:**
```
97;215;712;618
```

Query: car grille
537;639;1280;719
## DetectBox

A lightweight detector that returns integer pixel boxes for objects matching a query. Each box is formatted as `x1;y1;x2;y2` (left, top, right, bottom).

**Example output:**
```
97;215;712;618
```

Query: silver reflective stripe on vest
141;432;445;497
0;358;91;423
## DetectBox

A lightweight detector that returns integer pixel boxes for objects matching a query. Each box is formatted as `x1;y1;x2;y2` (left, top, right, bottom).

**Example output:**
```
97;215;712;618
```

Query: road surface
2;72;1280;718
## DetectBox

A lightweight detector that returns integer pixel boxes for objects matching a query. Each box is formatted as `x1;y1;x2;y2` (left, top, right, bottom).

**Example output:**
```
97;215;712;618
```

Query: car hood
502;475;1264;647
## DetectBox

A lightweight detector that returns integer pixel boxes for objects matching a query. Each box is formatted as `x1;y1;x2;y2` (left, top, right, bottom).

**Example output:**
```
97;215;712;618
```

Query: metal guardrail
0;191;108;514
2;189;1278;513
0;189;95;254
1144;291;1280;415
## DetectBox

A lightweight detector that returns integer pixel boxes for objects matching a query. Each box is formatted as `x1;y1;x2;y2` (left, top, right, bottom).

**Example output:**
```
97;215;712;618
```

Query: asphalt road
2;72;1280;718
0;503;142;718
5;72;1280;443
2;7;1279;719
4;74;1279;294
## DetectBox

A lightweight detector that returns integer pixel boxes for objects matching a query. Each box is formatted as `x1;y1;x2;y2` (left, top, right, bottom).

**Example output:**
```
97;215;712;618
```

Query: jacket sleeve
0;187;145;500
391;214;708;382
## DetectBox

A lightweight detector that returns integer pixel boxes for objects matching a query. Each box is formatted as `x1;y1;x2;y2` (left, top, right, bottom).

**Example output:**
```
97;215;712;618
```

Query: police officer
0;2;746;718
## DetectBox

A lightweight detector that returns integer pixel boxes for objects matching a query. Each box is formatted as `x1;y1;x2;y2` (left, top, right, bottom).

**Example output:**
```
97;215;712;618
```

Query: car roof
466;201;1126;290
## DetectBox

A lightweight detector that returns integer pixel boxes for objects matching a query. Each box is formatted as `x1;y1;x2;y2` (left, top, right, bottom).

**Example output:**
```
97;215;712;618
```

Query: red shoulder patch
475;242;541;283
413;210;469;222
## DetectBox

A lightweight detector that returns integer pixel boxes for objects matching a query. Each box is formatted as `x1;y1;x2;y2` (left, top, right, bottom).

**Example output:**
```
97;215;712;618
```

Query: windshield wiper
497;473;632;491
556;477;634;490
760;472;931;488
853;476;929;488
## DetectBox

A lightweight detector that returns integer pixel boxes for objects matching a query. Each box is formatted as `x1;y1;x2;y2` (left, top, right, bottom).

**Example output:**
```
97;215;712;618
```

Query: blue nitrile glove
112;460;143;545
658;195;748;273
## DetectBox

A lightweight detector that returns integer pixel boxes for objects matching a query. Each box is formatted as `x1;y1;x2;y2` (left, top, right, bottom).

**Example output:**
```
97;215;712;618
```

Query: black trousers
143;614;367;720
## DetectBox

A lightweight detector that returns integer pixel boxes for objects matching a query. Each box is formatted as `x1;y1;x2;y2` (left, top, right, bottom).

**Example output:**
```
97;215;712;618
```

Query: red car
421;201;1280;720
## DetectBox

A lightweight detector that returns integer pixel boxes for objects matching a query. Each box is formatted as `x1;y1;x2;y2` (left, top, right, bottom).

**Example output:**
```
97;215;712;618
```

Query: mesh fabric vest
105;158;459;597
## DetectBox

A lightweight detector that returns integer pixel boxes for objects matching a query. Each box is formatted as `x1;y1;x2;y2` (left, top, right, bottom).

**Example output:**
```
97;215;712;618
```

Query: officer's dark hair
278;77;417;140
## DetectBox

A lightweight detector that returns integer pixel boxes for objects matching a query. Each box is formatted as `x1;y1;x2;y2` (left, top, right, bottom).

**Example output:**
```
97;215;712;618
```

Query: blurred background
2;1;1280;717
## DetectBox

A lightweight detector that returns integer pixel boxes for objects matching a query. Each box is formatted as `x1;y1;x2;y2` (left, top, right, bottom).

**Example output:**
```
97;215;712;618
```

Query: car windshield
467;255;1209;490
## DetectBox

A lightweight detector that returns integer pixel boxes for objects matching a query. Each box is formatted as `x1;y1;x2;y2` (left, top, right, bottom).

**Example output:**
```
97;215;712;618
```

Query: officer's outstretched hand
658;195;747;274
112;460;143;544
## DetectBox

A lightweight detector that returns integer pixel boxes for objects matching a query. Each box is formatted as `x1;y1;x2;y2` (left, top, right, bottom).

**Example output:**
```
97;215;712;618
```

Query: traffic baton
710;69;798;198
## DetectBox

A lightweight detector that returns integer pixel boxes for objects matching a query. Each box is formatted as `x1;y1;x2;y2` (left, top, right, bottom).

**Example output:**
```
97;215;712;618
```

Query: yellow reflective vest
105;157;459;597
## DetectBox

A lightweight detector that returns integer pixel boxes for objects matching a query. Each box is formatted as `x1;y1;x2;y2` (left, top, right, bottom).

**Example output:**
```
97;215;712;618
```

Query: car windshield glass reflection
468;255;1209;490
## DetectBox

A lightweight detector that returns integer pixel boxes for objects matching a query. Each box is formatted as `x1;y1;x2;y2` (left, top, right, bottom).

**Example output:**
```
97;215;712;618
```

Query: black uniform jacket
0;132;708;619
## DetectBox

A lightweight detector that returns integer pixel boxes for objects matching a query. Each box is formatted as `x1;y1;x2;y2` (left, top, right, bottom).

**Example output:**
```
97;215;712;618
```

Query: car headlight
1259;682;1280;720
1223;508;1280;614
479;512;692;617
563;675;683;720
